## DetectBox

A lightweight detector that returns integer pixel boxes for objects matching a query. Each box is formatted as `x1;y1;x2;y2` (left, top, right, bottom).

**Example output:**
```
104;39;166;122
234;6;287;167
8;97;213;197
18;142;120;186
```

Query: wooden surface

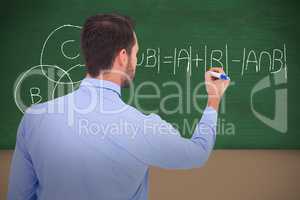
1;150;300;200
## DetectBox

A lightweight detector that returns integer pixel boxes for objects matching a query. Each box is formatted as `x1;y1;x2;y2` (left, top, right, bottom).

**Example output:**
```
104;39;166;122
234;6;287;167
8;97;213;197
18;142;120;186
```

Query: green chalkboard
1;0;299;149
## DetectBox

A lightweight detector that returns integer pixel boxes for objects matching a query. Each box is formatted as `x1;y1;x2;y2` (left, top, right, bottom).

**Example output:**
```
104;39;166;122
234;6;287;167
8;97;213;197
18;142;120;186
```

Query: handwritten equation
137;44;287;78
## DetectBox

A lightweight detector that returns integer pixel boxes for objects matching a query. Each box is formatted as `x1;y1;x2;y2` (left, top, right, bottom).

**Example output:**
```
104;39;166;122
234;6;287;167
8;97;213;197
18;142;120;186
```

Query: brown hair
81;13;135;77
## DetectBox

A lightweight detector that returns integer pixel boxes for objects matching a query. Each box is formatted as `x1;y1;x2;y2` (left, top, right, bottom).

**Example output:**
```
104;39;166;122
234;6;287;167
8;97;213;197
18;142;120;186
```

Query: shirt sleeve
7;114;38;200
111;106;218;169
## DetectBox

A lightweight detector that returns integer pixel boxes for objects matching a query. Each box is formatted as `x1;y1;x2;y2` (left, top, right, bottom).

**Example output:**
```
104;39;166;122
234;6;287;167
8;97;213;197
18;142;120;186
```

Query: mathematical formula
137;44;287;78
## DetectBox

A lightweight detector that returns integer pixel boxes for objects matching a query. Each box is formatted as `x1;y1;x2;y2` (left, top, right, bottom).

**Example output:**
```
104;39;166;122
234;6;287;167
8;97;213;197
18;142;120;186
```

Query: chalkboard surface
1;0;299;149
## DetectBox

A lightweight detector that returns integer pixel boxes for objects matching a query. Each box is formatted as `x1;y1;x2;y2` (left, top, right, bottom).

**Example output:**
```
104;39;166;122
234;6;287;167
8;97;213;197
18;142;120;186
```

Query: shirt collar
80;77;121;97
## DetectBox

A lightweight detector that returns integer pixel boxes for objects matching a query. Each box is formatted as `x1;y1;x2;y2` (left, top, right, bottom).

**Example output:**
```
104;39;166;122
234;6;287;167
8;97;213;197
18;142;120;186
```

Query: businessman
8;13;230;200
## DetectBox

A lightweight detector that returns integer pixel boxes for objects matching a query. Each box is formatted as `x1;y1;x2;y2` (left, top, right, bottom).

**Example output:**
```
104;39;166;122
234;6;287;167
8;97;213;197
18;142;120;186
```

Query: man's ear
116;49;128;67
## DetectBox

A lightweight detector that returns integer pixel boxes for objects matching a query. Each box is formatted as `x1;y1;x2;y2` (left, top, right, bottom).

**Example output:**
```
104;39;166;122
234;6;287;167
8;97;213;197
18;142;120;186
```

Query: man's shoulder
121;103;146;119
25;94;68;114
23;92;75;126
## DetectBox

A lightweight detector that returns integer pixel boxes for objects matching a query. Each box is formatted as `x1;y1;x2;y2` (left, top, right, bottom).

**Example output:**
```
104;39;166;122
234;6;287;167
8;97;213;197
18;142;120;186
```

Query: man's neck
86;73;122;86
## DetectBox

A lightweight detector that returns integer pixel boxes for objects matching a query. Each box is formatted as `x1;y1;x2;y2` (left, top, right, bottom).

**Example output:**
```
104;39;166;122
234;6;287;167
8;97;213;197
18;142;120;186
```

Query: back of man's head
81;13;135;77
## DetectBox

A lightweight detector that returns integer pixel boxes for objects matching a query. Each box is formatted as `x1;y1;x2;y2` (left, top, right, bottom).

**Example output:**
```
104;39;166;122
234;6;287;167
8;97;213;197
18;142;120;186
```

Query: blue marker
208;71;230;80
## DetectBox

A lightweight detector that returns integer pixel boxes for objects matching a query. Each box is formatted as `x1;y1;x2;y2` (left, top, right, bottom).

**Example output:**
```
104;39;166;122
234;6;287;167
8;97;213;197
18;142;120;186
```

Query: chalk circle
14;65;76;113
40;24;82;84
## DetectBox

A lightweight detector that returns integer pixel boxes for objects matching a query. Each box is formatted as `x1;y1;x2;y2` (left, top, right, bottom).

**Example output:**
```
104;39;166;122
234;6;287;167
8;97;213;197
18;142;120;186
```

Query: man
8;13;230;200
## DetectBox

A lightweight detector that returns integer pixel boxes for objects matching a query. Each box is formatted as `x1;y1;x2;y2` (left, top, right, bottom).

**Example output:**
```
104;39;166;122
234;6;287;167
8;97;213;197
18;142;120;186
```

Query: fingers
208;67;224;73
204;67;230;100
206;67;227;81
205;70;214;81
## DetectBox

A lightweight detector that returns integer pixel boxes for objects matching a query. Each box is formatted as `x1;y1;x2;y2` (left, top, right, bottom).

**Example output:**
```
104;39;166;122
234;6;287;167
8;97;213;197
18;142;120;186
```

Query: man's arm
137;105;218;169
112;68;230;169
7;114;38;200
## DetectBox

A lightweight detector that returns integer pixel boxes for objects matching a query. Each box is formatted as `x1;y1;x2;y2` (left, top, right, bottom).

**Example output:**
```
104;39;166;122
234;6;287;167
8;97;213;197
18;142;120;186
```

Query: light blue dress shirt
8;77;217;200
